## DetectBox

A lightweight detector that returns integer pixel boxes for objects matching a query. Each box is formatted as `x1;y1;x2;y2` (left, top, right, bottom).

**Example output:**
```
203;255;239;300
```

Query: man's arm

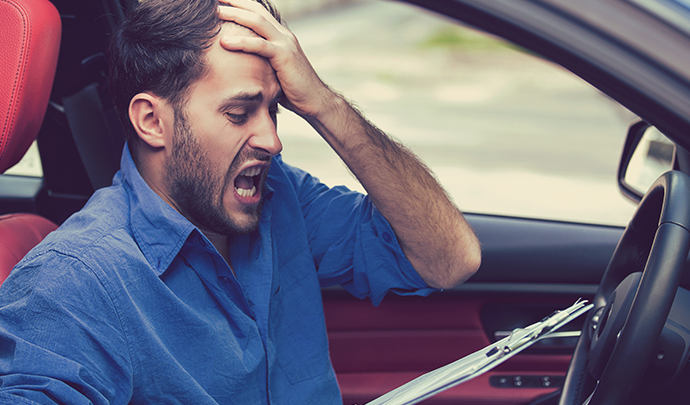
218;0;481;288
0;255;133;405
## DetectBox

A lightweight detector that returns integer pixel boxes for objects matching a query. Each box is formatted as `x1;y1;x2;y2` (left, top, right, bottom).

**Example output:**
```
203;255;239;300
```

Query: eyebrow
217;90;284;112
219;92;264;110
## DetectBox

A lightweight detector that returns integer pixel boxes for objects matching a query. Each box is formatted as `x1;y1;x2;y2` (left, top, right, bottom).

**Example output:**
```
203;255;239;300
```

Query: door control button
489;375;564;388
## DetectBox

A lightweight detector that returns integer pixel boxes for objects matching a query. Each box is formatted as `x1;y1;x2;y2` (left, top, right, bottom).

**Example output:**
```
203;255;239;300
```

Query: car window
4;141;43;177
277;0;637;226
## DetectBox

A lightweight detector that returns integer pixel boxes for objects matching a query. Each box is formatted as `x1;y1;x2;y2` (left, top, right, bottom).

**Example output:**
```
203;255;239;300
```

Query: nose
248;111;283;156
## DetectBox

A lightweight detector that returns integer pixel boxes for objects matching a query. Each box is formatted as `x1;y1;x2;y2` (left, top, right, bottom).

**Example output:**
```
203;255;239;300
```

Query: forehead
190;23;280;103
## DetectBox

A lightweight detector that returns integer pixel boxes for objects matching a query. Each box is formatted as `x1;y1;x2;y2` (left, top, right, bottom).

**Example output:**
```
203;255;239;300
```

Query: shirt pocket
270;249;333;384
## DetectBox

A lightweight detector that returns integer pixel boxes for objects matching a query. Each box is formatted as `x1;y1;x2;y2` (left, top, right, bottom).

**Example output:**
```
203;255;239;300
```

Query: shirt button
218;276;231;284
382;232;392;243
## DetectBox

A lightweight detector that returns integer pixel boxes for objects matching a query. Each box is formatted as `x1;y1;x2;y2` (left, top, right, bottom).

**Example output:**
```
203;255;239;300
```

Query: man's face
165;25;283;237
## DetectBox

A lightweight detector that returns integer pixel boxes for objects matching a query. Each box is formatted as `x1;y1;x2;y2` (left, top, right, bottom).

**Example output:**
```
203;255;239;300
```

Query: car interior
4;0;690;404
1;0;61;284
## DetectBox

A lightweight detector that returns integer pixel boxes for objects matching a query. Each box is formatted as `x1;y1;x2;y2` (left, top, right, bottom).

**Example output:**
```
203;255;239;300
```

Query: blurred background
271;0;638;226
7;0;639;226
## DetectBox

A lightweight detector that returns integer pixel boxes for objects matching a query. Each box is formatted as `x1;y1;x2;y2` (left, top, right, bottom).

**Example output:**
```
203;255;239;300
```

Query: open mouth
234;166;264;198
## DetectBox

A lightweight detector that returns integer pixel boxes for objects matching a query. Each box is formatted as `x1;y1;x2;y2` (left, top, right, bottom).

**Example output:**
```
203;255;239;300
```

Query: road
276;0;638;225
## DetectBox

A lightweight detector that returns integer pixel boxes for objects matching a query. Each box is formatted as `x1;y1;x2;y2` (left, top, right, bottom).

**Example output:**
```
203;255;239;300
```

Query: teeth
240;167;262;177
235;166;261;198
235;186;256;198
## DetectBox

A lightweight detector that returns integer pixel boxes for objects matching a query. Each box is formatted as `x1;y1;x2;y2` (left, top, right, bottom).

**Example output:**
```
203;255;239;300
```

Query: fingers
219;0;270;17
216;0;327;117
217;6;283;58
218;1;298;60
219;35;277;59
218;0;284;33
219;0;270;15
218;6;273;34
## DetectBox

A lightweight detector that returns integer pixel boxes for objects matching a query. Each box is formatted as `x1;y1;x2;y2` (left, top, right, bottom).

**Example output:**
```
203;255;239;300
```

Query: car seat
0;0;61;284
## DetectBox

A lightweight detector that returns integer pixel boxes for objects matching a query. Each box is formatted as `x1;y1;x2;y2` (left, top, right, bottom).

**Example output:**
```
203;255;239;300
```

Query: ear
128;93;170;149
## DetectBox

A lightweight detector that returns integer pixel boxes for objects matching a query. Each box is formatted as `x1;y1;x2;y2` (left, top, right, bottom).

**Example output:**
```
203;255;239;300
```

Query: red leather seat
0;0;62;284
0;214;57;282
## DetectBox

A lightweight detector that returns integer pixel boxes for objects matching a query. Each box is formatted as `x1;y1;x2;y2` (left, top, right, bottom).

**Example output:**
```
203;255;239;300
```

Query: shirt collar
120;144;196;276
118;145;278;277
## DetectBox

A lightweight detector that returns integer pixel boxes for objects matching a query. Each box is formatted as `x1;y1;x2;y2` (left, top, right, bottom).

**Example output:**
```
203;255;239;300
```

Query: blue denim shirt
0;146;435;404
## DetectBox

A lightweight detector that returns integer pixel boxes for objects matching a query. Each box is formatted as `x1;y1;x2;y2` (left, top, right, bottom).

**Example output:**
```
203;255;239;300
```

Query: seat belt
62;82;124;190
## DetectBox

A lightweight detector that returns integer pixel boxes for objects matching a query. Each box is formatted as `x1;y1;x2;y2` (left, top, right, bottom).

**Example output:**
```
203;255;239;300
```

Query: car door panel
324;213;624;404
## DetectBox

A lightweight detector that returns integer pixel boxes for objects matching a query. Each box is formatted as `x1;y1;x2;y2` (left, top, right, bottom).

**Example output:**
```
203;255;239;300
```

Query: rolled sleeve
357;205;438;304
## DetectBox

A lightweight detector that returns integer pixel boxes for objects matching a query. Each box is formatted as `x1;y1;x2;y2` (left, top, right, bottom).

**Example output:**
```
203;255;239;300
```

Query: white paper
366;300;593;405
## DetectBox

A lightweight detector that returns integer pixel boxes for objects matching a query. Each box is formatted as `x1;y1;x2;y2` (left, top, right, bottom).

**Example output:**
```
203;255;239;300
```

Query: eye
225;112;248;125
269;104;282;119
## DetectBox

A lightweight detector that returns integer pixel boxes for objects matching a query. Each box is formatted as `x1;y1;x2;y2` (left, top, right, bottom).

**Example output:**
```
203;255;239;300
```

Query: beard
165;109;269;236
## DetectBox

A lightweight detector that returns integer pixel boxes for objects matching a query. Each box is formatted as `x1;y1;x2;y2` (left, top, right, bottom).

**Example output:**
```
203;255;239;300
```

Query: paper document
366;299;593;405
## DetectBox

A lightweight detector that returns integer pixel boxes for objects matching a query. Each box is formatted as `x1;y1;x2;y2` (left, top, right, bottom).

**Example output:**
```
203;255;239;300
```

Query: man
0;0;481;403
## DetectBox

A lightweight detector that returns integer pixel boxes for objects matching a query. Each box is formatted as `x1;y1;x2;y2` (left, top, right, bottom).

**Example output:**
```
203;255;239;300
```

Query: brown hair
108;0;280;153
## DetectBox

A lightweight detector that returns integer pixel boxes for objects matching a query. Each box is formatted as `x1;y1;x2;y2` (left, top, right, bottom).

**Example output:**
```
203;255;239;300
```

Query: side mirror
618;121;675;203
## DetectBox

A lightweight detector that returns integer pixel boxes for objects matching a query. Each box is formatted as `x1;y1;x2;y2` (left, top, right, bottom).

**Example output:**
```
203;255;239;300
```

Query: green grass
420;26;515;52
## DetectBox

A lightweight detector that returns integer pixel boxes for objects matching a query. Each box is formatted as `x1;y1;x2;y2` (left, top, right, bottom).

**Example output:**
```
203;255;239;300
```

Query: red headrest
0;0;61;173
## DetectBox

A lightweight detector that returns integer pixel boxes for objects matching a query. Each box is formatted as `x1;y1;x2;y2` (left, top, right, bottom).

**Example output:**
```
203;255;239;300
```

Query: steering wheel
559;171;690;405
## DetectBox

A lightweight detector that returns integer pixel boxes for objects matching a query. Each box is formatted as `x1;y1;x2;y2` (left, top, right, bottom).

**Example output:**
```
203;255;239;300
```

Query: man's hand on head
220;0;481;289
217;0;334;120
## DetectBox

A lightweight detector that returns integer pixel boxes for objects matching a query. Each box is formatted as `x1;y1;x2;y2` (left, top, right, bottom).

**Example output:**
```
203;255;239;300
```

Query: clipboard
367;299;593;405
